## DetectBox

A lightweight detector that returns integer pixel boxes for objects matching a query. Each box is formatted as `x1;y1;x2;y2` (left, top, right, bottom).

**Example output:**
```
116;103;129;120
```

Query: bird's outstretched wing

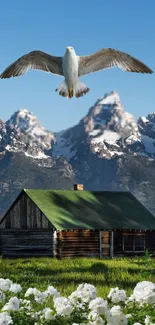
78;48;153;76
0;50;63;78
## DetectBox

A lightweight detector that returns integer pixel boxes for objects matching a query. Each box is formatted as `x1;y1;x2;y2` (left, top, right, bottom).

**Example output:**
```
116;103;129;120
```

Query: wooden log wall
0;229;54;257
0;192;55;257
145;231;155;255
58;230;100;258
101;231;110;257
0;193;53;229
113;231;123;256
113;231;155;256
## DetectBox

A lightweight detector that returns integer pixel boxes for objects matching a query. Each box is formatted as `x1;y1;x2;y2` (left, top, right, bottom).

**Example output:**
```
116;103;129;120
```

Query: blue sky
0;0;154;132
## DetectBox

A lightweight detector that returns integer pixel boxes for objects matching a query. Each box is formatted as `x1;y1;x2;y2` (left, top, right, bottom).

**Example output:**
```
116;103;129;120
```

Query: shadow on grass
5;260;153;290
15;272;138;290
13;260;152;275
90;262;109;274
1;258;155;293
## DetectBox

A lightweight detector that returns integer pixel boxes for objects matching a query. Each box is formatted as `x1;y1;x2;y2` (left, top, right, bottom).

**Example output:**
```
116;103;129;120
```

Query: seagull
0;46;153;99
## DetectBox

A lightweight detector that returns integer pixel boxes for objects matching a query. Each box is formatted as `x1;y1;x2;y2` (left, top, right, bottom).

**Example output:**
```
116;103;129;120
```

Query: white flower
30;311;42;320
108;305;128;325
0;312;13;325
95;319;105;325
2;296;20;311
129;281;155;304
20;298;31;305
108;287;126;303
1;280;155;325
88;310;105;324
0;279;13;292
34;293;47;304
125;314;132;318
24;287;47;304
87;317;105;325
69;283;96;303
0;291;5;303
44;285;60;298
88;310;98;320
9;283;22;293
54;296;74;316
145;316;151;325
110;305;122;315
25;287;39;297
145;316;155;325
42;307;53;320
20;299;31;311
89;297;108;315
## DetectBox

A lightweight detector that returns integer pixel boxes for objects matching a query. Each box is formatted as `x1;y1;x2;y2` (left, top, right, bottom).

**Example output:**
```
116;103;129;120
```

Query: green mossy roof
24;189;155;230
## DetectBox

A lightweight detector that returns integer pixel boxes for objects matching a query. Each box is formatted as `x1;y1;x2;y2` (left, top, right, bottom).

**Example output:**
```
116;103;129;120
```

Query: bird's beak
66;46;70;52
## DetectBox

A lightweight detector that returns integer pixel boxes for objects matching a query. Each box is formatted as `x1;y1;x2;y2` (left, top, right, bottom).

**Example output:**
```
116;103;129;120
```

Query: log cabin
0;184;155;258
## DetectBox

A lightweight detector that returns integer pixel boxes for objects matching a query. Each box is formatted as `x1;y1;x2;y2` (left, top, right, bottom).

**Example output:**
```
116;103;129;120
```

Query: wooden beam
99;231;102;258
110;231;114;258
53;231;57;257
57;231;62;259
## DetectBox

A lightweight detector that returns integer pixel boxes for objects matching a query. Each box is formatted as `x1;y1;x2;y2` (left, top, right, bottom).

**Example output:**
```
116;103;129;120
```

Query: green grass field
0;257;155;298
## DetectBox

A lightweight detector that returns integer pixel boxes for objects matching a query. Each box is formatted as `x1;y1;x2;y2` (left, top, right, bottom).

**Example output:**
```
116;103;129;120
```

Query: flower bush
0;278;155;324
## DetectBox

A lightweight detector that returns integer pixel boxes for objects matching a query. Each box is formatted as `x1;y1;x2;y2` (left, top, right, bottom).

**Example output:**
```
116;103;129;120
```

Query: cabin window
123;234;145;252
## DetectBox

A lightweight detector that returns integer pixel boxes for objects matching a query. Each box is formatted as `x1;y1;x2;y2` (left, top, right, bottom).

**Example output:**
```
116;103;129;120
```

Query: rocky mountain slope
53;91;155;214
0;91;155;217
0;109;75;217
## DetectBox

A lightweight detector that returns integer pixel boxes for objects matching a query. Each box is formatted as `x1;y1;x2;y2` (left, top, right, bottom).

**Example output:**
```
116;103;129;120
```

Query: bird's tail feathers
55;80;68;98
74;80;90;98
55;79;90;98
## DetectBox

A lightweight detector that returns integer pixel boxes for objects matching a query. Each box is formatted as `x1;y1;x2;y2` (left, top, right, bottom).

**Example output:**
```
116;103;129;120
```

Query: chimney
74;184;84;191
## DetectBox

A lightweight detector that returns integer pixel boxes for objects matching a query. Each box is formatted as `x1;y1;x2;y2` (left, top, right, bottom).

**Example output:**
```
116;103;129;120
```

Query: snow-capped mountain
53;91;155;214
1;109;55;161
53;91;155;161
0;110;75;217
138;113;155;155
0;90;155;216
2;91;155;163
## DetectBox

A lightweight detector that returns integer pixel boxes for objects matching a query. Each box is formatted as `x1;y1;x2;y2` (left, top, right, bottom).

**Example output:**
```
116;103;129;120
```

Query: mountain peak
6;108;55;141
83;91;137;139
7;109;41;134
1;91;155;218
54;91;141;163
89;91;123;117
97;91;121;106
0;109;55;160
18;108;31;115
